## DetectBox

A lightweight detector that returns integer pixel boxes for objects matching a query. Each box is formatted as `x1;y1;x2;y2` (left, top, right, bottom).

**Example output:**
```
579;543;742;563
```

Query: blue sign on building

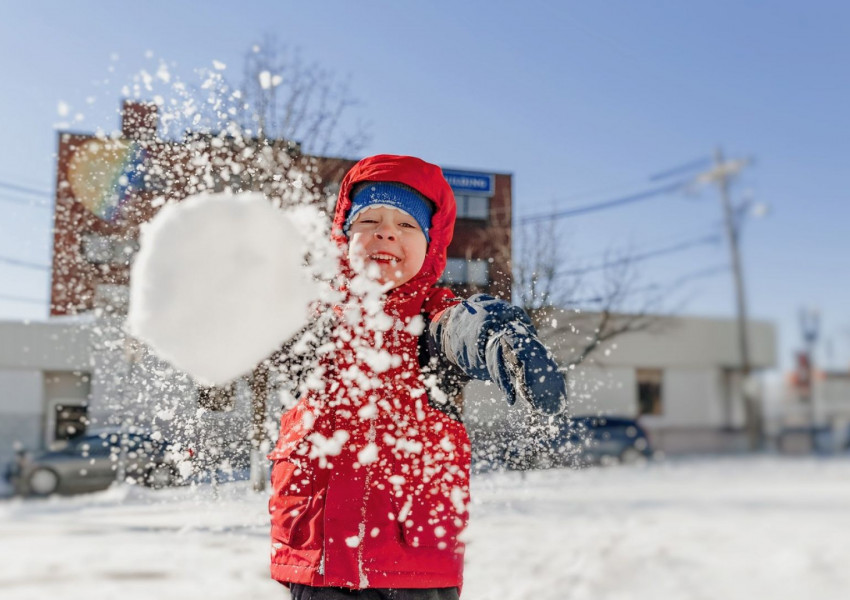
442;169;494;196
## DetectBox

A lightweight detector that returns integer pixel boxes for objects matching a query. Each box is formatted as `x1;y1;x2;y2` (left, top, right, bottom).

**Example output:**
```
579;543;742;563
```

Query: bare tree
509;221;663;370
480;223;669;469
237;34;370;158
512;220;580;327
457;204;662;371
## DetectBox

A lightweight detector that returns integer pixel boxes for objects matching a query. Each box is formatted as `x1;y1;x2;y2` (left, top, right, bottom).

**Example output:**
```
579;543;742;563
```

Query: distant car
505;415;653;470
4;429;192;496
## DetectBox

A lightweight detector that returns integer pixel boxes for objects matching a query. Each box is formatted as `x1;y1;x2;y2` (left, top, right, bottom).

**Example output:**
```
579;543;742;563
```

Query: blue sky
1;1;848;371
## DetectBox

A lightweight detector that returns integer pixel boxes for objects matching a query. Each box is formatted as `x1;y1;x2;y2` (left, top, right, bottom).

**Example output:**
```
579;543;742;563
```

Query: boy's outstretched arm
429;293;568;415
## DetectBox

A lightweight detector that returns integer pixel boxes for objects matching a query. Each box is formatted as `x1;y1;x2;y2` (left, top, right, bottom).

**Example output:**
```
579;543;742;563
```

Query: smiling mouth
370;253;400;264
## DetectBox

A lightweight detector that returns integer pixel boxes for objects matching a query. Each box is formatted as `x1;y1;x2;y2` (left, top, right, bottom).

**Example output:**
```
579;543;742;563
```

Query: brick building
50;101;512;317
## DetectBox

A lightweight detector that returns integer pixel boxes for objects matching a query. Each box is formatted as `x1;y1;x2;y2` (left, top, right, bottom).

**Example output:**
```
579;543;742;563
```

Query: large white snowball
127;192;323;386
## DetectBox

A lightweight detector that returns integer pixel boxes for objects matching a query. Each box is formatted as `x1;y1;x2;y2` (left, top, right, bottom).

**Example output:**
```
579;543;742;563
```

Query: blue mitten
431;294;567;415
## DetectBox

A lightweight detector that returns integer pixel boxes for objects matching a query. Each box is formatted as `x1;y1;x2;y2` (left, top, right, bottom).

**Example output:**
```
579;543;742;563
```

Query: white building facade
464;313;777;455
0;318;93;467
0;316;257;472
2;311;779;467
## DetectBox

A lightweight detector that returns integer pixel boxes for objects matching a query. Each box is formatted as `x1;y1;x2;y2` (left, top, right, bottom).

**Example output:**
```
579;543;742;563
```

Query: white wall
0;319;92;371
570;366;635;416
85;317;258;469
463;365;637;431
640;368;724;428
542;314;776;371
462;359;757;455
818;377;850;422
0;369;43;467
465;365;730;427
0;319;94;466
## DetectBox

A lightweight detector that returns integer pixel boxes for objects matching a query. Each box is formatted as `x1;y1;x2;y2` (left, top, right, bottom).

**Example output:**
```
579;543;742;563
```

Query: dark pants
288;584;460;600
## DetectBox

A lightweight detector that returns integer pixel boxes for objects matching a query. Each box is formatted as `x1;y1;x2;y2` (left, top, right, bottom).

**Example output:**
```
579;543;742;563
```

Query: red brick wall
50;105;513;315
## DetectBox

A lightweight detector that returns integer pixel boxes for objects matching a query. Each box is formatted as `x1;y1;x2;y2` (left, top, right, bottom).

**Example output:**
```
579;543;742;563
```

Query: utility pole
696;148;762;449
799;307;820;447
249;363;270;492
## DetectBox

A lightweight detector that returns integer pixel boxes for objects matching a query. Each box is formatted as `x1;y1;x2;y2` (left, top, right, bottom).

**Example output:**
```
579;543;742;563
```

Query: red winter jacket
268;155;471;590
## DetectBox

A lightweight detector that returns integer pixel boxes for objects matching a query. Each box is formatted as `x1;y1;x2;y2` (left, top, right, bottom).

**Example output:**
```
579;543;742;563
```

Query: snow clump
127;191;323;385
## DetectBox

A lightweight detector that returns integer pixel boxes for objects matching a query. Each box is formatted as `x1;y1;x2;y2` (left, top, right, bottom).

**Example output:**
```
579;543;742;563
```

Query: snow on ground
1;456;849;600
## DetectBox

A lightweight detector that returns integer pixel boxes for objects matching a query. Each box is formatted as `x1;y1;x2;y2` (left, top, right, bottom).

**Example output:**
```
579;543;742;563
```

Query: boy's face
347;205;428;289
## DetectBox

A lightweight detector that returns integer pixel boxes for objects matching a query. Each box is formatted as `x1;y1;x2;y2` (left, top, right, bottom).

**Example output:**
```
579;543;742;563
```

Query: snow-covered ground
2;456;849;600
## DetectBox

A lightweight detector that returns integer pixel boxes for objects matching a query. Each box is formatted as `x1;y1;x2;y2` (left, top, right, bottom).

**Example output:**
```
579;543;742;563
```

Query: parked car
4;428;192;496
505;415;653;470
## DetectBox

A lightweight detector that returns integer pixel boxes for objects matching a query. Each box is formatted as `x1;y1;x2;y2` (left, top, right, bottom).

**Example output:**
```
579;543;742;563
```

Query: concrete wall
570;366;635;416
463;366;753;456
1;312;778;462
780;374;850;433
0;316;259;473
645;368;724;427
542;314;776;371
465;365;729;427
0;369;43;467
0;319;94;466
0;319;92;371
817;376;850;422
85;317;258;471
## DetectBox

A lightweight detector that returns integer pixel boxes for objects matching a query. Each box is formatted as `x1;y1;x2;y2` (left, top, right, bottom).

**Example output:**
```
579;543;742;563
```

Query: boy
269;155;567;599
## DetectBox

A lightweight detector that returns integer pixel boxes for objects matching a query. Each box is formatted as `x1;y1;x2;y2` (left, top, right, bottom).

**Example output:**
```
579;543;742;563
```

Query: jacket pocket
267;401;312;461
390;418;471;550
269;460;321;549
393;483;469;550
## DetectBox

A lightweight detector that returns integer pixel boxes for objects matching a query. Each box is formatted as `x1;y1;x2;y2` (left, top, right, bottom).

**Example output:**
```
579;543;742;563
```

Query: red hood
332;155;456;297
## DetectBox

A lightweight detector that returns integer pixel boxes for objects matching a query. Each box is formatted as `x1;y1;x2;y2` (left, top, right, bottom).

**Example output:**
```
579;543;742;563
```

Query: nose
374;221;397;241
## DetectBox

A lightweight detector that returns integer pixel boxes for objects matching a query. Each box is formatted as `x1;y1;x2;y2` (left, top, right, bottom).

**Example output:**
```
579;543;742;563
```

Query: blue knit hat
344;182;433;242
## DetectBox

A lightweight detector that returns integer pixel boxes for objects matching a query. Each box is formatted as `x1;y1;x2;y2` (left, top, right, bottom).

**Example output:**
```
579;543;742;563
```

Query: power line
0;195;52;209
565;226;724;265
633;263;731;298
567;263;729;305
0;181;51;197
0;255;50;270
663;263;730;288
649;157;712;181
555;234;722;278
519;178;690;224
521;172;687;208
0;293;47;305
0;180;53;209
512;157;725;224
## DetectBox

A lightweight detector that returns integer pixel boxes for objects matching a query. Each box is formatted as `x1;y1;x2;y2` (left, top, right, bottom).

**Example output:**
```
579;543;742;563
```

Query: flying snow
127;191;323;386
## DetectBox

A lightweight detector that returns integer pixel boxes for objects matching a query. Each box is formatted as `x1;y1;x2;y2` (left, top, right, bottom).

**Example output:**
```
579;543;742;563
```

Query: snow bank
127;192;324;385
2;457;850;600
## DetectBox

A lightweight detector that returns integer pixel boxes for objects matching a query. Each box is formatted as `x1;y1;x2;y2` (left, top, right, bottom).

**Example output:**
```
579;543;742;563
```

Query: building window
440;258;490;286
54;403;88;441
81;235;112;264
637;368;663;415
455;194;489;221
94;284;130;314
81;235;139;265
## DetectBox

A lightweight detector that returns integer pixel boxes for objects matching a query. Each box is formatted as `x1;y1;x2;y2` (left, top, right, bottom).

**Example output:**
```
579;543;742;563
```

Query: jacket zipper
356;419;377;588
